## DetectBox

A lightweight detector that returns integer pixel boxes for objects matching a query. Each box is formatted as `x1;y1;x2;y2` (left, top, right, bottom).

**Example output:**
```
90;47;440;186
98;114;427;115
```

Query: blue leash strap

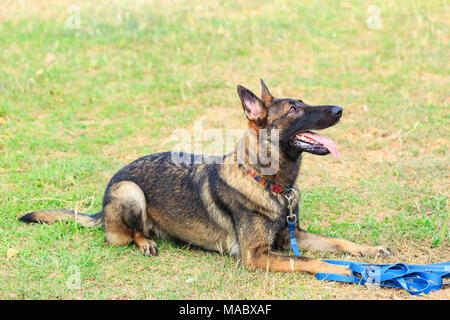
285;187;302;257
288;220;302;257
317;260;450;295
287;219;450;295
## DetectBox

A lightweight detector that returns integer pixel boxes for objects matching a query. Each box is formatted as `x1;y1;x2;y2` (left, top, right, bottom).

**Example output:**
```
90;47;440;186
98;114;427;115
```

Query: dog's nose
331;106;343;118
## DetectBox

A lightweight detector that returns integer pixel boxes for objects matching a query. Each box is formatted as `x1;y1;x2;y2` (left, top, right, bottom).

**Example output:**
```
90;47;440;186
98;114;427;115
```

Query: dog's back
103;151;241;254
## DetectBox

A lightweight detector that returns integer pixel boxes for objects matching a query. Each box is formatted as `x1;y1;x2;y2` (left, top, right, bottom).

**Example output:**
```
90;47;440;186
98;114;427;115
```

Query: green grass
0;0;448;299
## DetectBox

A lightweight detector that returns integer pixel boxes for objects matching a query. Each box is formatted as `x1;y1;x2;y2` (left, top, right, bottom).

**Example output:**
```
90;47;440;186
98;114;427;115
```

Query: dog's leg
242;244;352;275
103;181;159;256
276;228;394;257
103;202;133;247
275;227;394;257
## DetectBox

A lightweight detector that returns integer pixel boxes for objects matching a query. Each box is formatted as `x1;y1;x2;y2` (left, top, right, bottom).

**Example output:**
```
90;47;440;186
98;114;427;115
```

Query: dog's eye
289;106;297;113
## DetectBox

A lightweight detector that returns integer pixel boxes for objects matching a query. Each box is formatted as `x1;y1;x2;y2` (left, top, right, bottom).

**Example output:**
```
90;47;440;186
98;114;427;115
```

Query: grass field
0;0;448;300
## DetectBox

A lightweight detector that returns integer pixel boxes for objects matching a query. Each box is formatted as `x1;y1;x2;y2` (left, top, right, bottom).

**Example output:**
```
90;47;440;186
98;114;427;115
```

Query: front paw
327;264;352;277
316;262;352;276
358;245;394;257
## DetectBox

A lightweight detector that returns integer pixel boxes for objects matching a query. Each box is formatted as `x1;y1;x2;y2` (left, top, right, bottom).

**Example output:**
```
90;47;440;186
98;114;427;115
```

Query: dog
19;79;393;276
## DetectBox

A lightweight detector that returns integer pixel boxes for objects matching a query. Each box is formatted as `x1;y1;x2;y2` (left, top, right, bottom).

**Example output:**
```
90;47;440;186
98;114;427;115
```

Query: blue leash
288;219;302;257
316;260;450;296
287;216;450;295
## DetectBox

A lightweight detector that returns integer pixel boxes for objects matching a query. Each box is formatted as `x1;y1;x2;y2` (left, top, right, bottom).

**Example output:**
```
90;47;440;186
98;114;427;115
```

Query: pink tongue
301;132;340;158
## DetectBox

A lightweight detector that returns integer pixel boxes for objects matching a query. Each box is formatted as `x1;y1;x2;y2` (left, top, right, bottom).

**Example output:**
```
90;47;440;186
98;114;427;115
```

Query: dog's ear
260;78;274;103
237;85;267;124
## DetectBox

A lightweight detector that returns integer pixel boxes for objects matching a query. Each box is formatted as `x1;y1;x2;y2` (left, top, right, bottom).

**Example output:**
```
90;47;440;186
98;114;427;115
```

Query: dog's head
237;79;342;160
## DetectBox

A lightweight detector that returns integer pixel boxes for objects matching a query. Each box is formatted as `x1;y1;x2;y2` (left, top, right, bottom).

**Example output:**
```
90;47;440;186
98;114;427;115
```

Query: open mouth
290;131;339;158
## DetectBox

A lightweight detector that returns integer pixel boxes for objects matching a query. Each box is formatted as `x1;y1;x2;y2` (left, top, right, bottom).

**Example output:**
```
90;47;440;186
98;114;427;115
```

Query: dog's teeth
297;135;316;144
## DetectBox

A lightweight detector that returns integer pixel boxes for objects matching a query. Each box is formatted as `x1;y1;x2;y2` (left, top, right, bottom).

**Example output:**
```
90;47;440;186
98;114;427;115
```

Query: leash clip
285;187;299;224
286;214;297;224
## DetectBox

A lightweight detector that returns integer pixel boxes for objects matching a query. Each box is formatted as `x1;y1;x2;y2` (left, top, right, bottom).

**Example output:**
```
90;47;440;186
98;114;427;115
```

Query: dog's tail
19;209;104;227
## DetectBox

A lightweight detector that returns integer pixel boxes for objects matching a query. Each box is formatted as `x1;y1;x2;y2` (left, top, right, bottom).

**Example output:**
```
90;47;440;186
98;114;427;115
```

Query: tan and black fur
20;80;393;276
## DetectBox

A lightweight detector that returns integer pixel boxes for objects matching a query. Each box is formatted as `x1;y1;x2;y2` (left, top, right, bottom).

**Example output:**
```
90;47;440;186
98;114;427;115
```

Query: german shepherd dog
20;80;393;276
